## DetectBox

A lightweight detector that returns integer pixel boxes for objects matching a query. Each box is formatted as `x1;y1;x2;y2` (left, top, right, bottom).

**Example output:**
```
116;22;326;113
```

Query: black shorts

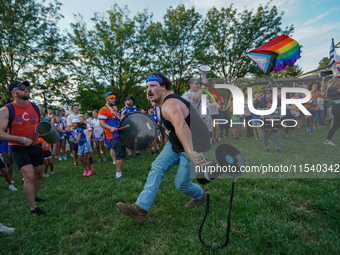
72;142;78;152
109;137;126;160
43;150;52;159
211;115;220;121
10;144;44;169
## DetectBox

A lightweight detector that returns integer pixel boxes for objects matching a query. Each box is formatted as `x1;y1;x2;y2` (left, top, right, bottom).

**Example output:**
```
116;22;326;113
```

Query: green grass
0;125;339;254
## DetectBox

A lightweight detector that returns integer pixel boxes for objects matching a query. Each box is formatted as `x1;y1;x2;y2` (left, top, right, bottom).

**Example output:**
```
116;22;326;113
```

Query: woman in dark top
324;77;340;145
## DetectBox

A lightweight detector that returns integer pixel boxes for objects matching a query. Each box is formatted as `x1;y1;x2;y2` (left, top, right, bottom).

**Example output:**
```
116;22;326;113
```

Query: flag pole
244;51;281;88
266;74;281;88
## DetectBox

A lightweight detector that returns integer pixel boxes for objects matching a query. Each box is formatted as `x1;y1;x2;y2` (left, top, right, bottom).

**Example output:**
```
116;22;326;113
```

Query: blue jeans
135;142;204;212
314;110;325;125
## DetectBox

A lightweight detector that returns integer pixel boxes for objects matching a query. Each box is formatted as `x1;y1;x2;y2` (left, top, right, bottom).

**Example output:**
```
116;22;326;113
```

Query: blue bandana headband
146;75;164;83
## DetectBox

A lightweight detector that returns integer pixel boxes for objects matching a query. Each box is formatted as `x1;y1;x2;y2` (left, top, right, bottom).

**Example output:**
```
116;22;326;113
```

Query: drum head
118;112;157;151
199;65;211;72
214;143;246;177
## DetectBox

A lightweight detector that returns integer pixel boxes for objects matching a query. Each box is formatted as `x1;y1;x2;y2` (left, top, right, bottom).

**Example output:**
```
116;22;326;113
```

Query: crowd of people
0;74;339;232
183;77;340;154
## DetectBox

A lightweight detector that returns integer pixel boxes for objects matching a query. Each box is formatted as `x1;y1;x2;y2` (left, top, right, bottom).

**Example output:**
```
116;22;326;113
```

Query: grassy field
0;125;339;254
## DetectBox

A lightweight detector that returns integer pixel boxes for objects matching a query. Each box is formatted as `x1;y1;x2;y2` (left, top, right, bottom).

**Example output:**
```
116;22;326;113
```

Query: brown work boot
116;202;147;224
184;194;206;207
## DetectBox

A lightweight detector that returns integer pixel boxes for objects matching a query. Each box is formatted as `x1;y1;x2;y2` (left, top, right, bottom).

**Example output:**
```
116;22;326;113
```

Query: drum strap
105;104;120;123
199;179;235;249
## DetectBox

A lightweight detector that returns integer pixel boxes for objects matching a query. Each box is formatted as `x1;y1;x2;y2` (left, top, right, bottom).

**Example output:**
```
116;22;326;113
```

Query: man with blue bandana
116;72;211;224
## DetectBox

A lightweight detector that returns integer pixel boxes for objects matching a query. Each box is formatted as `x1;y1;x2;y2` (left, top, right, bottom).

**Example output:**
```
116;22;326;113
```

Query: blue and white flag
330;38;340;77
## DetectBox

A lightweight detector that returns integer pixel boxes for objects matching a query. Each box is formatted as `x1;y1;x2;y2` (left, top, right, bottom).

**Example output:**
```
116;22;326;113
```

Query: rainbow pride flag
246;34;301;74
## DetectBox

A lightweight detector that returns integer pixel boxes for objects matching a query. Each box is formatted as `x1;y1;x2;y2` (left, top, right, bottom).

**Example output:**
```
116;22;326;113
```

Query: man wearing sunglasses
0;81;46;215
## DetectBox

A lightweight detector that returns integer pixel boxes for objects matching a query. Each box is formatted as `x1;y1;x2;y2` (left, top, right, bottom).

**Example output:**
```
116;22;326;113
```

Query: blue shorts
307;109;316;116
78;141;92;155
106;139;112;149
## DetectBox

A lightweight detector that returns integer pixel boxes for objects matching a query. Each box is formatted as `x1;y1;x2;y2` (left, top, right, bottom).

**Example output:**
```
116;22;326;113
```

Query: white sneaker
0;223;15;234
11;180;15;184
98;158;102;163
22;178;24;181
324;141;336;146
103;157;107;162
113;161;116;165
43;173;50;177
8;184;17;191
70;153;73;158
50;172;54;176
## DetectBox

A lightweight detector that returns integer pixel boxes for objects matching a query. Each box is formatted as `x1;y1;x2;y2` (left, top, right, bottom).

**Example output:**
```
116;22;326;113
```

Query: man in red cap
0;81;46;215
99;92;126;179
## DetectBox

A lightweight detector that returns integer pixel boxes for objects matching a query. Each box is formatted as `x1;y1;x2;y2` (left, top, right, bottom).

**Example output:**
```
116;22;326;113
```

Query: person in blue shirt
147;105;160;154
120;97;142;159
52;116;67;161
120;97;138;117
59;119;93;176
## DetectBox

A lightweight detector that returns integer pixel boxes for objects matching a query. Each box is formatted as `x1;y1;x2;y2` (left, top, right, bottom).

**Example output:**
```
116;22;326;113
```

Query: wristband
21;137;27;144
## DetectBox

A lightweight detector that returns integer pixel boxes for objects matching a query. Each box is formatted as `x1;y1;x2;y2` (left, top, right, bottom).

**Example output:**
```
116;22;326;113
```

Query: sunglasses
13;86;29;91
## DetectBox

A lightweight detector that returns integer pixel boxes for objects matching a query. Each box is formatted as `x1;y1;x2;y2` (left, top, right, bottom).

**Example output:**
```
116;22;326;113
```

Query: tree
318;57;330;68
146;5;202;95
70;4;150;110
196;4;294;83
0;0;69;107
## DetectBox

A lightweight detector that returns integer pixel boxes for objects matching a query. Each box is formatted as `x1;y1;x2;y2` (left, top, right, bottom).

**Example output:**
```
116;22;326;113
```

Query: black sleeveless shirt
160;93;211;153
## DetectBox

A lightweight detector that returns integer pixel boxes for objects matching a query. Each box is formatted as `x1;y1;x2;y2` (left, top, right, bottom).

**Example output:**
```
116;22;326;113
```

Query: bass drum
118;112;157;151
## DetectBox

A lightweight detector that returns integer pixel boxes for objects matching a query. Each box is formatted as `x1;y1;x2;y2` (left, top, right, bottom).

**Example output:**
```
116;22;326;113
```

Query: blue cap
105;91;116;100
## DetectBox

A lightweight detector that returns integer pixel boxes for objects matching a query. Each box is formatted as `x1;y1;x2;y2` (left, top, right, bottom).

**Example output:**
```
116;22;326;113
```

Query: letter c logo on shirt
22;112;30;121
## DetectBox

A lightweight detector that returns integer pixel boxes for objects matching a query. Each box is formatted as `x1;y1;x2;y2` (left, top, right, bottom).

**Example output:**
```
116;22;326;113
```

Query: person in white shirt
66;105;80;166
182;71;208;116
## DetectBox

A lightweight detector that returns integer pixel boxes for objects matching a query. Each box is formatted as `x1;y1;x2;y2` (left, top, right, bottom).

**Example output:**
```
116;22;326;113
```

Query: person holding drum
258;87;282;154
120;97;143;159
116;72;211;224
0;81;46;215
99;92;126;179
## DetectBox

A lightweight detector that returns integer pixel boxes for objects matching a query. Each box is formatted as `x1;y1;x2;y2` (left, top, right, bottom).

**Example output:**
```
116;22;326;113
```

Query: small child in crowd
38;137;54;177
53;116;67;161
60;119;93;177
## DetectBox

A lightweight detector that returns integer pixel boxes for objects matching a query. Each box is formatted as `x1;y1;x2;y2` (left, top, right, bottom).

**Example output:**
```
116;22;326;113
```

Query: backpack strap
30;102;41;118
5;101;40;133
5;103;15;133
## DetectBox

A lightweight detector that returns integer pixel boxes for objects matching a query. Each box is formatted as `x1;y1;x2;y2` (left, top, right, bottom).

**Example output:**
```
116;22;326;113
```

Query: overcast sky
56;0;340;74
